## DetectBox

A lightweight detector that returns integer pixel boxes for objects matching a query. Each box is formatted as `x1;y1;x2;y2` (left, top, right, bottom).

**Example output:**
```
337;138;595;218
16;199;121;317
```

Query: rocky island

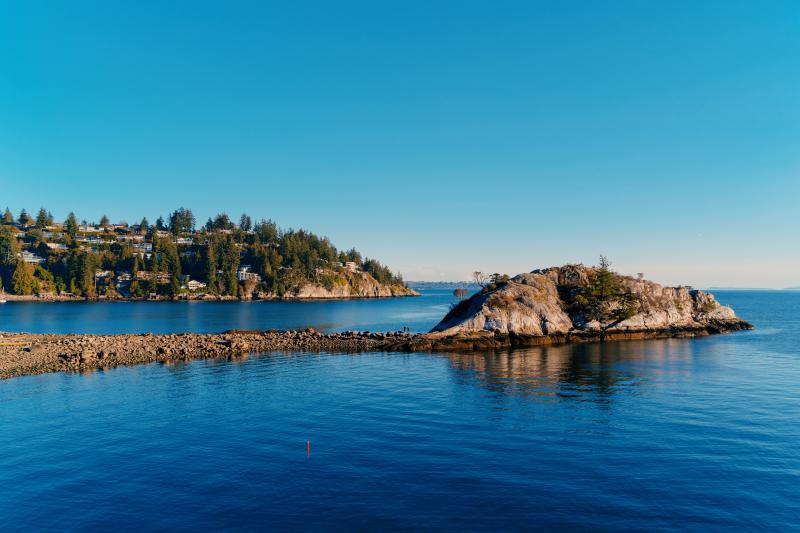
0;262;751;379
407;262;752;350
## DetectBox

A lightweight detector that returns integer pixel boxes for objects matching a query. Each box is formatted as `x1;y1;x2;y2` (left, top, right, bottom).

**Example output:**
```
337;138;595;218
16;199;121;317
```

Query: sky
0;1;798;287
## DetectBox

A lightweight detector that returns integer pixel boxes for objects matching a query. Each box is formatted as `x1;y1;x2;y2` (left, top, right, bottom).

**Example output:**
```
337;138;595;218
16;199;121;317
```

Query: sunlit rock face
432;265;745;336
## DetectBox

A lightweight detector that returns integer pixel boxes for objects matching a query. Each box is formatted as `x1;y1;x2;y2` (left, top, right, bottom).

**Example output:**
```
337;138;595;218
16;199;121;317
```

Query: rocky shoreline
0;319;751;380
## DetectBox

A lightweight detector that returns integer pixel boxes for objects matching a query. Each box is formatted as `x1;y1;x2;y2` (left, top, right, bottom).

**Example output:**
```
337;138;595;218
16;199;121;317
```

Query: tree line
0;206;404;298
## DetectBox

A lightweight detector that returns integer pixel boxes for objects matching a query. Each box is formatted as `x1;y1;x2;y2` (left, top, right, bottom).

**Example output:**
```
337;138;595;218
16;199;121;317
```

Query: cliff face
255;270;419;300
432;265;749;338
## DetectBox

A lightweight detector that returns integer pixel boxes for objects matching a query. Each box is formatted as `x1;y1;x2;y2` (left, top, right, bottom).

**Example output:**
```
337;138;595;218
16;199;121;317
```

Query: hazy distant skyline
1;1;798;287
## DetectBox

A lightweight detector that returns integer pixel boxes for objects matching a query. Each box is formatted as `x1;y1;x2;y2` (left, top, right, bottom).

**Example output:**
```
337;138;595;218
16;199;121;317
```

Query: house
132;243;153;253
341;261;359;272
46;242;68;251
185;279;207;291
176;237;193;245
118;234;145;243
94;270;112;279
19;251;45;264
237;265;261;282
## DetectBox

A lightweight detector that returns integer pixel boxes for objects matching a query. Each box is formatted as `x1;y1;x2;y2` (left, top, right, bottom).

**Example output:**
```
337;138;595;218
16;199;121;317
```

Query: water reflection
440;338;699;402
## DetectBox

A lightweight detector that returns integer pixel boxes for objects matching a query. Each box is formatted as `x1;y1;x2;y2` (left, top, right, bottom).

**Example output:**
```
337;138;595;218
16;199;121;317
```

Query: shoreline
0;293;420;303
0;320;752;380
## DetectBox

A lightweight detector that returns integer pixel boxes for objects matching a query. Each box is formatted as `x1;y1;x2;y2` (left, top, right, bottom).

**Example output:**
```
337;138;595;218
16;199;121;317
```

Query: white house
19;251;45;264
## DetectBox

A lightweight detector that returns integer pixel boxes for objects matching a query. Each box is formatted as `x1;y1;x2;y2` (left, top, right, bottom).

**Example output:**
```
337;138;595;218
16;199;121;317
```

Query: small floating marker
307;440;311;457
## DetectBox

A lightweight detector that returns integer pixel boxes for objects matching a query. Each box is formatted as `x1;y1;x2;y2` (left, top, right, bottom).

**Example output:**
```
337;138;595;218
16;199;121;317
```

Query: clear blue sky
1;1;798;287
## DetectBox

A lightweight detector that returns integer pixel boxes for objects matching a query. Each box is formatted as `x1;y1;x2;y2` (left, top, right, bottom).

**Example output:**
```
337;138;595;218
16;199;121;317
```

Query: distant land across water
707;287;800;291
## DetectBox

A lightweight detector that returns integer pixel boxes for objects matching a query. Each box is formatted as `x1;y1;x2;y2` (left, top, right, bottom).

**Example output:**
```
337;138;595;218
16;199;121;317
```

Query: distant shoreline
0;292;420;303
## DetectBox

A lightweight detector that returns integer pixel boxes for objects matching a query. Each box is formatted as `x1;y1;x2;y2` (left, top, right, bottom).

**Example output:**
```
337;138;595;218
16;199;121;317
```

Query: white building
237;265;261;282
19;251;45;264
185;280;207;291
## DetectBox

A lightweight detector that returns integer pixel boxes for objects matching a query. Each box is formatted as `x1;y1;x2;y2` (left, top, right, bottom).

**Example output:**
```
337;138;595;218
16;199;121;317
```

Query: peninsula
0;207;416;300
0;262;751;379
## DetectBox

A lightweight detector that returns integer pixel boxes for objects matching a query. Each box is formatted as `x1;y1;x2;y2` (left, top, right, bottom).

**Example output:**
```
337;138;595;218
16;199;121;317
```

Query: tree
239;214;253;232
65;212;79;239
139;217;149;232
18;209;32;226
155;216;165;230
77;253;100;297
35;208;49;229
204;238;218;294
0;226;20;266
2;208;12;224
168;207;195;236
130;255;141;296
454;287;469;300
99;214;110;228
12;262;34;295
212;213;232;231
575;255;638;323
472;271;489;288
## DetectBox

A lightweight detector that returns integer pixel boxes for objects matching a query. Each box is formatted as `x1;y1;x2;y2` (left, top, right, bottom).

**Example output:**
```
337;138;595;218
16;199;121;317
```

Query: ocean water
1;290;799;530
0;288;457;334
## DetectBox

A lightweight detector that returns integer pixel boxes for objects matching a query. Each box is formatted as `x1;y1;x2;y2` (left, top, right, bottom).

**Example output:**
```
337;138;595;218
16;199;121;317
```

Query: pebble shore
0;320;751;380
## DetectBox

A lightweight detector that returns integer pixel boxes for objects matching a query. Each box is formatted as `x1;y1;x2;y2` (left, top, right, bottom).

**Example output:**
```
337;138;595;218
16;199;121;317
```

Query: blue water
1;290;799;530
0;289;456;334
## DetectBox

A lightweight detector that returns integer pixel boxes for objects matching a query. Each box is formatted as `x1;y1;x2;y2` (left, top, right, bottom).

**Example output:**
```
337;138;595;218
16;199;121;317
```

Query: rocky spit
1;322;751;380
0;330;422;379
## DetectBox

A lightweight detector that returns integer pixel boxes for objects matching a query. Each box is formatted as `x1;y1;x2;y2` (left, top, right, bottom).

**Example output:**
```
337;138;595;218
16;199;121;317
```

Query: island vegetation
0;206;408;300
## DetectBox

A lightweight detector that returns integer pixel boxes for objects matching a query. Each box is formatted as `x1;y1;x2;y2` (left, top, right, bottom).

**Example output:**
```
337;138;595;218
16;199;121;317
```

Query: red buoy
307;440;311;457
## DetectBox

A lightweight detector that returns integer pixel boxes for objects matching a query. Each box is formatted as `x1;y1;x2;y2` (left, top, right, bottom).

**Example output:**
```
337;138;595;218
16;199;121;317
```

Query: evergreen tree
99;214;110;228
12;262;34;295
239;213;252;232
575;256;638;322
65;212;79;239
204;238;217;294
168;207;195;236
18;209;31;226
130;255;141;296
139;217;149;232
0;226;20;266
35;207;49;229
2;207;12;224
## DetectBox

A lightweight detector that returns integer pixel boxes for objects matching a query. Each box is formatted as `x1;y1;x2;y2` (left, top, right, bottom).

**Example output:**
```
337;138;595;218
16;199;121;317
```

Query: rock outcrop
272;271;418;299
428;264;751;347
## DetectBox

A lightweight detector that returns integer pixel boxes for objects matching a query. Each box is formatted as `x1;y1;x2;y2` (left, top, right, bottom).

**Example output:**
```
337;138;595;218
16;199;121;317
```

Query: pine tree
12;262;34;295
35;208;49;229
2;208;12;224
205;237;217;294
18;209;31;226
65;212;78;239
575;256;638;322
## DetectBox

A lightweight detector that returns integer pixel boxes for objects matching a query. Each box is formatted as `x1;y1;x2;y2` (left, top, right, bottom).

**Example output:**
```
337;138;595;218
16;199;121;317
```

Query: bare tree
472;271;489;288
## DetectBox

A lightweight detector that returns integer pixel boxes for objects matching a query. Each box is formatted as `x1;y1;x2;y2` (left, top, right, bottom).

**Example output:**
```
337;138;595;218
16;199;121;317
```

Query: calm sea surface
1;289;799;530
